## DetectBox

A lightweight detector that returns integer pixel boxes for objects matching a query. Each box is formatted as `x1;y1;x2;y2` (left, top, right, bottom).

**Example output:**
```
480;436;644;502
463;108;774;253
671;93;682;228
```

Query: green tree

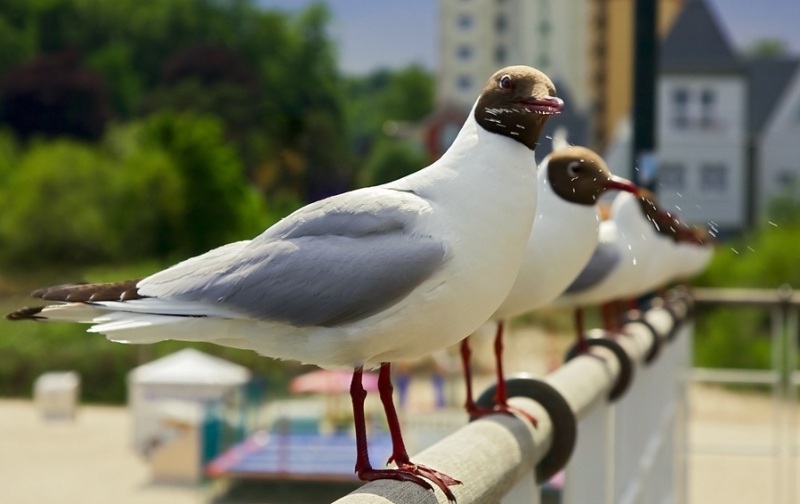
141;111;266;255
0;135;189;266
0;1;352;201
745;38;789;58
0;140;126;264
361;139;427;187
345;64;435;156
693;197;800;369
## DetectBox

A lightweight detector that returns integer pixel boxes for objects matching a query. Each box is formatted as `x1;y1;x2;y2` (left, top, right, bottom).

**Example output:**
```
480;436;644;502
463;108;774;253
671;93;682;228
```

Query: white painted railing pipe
334;300;685;504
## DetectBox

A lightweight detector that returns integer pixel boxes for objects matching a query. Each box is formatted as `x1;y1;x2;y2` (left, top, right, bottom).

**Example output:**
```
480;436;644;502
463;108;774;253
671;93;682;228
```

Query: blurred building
433;0;800;232
589;0;684;149
657;0;800;229
606;0;800;232
753;59;800;220
655;0;749;230
438;0;591;112
128;349;252;483
434;0;683;159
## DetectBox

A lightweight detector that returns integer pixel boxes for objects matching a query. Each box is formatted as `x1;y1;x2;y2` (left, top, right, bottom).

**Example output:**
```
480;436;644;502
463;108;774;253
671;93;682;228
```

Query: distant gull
460;146;639;419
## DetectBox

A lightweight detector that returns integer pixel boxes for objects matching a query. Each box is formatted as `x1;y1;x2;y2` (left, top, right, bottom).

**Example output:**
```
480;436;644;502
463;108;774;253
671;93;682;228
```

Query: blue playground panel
207;431;394;482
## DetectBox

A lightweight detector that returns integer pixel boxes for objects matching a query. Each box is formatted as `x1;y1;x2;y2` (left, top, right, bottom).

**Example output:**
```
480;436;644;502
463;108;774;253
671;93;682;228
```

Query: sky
258;0;800;75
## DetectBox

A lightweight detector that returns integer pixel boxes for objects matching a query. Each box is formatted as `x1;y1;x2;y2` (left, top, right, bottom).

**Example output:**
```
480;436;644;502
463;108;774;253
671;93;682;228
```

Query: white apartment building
438;0;591;112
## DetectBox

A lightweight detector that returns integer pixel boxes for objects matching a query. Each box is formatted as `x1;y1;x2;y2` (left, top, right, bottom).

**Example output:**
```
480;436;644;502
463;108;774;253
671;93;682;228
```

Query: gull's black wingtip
5;306;46;321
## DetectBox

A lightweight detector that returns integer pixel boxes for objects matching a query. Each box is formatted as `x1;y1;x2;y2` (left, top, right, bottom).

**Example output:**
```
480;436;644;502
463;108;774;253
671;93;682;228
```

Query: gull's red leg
575;307;588;354
463;324;537;426
460;338;477;413
490;322;538;425
601;303;613;332
350;366;437;494
376;363;460;501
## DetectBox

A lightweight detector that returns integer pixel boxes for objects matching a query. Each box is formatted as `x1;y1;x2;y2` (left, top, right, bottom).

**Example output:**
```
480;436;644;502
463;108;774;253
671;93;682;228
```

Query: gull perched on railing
6;66;563;501
459;146;640;420
553;191;713;342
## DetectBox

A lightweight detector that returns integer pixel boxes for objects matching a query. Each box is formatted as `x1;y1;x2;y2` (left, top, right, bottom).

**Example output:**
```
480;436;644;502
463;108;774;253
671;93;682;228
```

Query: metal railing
333;295;691;504
691;287;799;504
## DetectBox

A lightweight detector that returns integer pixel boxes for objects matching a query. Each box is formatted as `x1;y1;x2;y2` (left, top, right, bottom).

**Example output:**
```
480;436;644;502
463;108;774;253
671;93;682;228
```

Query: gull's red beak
604;175;640;195
521;96;564;115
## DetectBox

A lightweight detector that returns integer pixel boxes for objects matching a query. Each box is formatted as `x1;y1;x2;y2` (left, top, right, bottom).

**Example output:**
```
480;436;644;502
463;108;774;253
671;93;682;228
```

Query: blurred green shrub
0;112;267;266
344;64;435;157
693;200;800;369
140;111;268;255
360;139;428;187
0;1;352;201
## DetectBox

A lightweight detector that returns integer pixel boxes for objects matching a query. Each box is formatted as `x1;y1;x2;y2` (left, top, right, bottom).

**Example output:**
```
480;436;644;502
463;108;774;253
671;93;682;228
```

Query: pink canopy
289;369;379;395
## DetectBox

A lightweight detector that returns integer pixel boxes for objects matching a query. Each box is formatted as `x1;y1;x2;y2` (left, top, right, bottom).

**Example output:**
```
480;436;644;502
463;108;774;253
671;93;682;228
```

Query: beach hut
128;349;251;483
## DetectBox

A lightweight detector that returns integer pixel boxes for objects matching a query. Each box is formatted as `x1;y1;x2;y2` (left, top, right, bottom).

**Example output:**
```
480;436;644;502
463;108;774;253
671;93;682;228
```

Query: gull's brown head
547;146;640;206
474;66;563;151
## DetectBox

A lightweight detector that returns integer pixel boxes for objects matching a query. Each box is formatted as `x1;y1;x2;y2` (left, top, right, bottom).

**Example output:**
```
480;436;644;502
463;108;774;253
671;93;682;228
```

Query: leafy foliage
0;113;266;266
140;111;267;255
693;199;800;370
744;38;789;58
0;0;353;200
0;50;112;141
344;65;434;157
360;139;428;187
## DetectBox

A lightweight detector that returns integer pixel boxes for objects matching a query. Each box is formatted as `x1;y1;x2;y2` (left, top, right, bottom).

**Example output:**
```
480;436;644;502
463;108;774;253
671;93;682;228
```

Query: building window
660;162;685;190
496;13;508;33
495;45;507;64
457;13;473;30
672;88;689;130
700;89;716;129
700;163;727;193
457;45;472;60
457;75;472;91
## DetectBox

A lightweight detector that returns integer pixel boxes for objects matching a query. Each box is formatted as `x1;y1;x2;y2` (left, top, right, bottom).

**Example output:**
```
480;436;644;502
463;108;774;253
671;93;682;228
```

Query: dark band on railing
622;310;661;364
473;375;577;484
659;303;681;341
671;287;696;317
564;334;634;402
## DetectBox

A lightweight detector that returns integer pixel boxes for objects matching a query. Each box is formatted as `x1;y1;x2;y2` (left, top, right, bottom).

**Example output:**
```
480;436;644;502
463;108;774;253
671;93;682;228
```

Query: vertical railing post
562;402;613;504
785;305;798;504
772;305;786;504
675;322;692;504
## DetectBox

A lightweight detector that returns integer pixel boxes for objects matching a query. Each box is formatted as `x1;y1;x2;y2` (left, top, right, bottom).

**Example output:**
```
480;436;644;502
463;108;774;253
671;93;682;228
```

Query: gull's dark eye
567;161;582;178
499;74;512;89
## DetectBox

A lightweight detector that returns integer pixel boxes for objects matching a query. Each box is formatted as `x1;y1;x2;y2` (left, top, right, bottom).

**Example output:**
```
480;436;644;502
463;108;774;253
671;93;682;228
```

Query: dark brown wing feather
5;306;46;321
31;279;145;302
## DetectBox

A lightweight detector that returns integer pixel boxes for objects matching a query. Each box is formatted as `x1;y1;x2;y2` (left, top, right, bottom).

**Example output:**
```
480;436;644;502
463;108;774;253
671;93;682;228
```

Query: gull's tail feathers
6;303;112;323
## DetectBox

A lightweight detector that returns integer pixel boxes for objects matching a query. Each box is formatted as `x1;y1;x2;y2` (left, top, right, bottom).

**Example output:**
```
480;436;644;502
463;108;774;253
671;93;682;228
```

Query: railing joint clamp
473;374;577;484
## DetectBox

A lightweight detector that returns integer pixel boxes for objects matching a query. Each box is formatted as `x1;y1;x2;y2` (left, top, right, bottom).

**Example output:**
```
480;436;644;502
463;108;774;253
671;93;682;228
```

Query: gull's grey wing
137;189;447;327
563;242;620;294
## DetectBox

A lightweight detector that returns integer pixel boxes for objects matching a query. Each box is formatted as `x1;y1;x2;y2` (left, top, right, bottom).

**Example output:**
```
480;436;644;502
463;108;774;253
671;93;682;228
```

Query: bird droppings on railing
333;291;691;504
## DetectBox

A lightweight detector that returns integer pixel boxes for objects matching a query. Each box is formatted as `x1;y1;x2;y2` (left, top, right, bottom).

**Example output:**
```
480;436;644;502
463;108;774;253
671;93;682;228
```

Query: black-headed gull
6;65;562;500
459;146;639;419
553;191;689;346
